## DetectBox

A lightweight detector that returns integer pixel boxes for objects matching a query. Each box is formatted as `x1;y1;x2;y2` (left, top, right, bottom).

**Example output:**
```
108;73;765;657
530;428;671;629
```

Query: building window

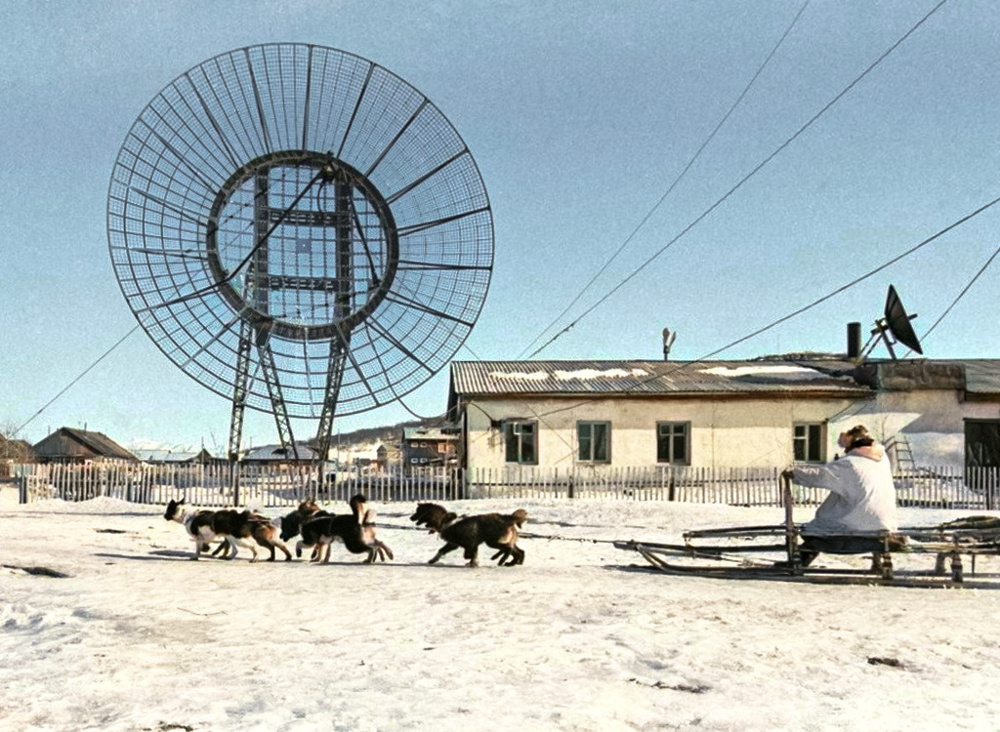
793;423;824;463
657;422;690;464
577;421;610;463
503;420;537;464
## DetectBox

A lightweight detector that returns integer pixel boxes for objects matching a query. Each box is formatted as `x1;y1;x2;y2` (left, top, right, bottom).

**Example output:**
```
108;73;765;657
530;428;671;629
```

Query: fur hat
844;424;874;448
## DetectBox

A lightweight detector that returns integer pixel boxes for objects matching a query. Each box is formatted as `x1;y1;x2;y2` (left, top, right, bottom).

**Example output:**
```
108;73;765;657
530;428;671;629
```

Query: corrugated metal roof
450;359;871;397
450;359;1000;399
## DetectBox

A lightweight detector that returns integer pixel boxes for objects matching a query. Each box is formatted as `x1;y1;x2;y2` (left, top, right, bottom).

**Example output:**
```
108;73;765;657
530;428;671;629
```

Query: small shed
32;427;137;464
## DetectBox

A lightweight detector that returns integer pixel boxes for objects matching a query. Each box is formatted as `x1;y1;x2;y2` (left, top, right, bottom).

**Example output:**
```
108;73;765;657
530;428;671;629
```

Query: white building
446;358;1000;472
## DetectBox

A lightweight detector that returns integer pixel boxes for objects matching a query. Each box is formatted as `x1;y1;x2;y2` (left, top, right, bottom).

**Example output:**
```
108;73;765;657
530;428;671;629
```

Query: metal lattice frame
107;44;493;456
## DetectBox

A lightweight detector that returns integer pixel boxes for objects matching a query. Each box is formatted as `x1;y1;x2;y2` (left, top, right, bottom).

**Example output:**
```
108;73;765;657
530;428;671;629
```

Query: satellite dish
884;285;923;355
662;327;677;360
863;285;922;359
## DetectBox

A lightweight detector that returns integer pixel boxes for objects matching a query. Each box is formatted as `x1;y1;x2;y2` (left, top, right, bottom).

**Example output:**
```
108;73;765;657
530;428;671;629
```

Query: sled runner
615;475;1000;586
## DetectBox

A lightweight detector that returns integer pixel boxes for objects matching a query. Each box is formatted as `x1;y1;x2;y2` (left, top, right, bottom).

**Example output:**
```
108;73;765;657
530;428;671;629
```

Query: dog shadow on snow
94;550;532;571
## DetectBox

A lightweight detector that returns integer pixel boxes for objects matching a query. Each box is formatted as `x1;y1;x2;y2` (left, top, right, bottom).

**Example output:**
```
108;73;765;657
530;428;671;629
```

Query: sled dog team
163;494;528;567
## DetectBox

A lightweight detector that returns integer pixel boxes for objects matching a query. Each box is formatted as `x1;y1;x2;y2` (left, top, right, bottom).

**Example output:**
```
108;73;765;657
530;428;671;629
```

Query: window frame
576;421;611;463
503;419;538;465
793;422;825;463
656;421;691;465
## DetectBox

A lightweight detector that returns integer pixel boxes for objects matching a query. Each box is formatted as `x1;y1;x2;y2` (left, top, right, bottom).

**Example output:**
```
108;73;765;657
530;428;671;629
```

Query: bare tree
0;421;33;462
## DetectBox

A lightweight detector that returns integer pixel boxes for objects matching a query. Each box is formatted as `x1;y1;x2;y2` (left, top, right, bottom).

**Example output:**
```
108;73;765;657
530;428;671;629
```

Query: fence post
987;468;997;512
231;461;240;507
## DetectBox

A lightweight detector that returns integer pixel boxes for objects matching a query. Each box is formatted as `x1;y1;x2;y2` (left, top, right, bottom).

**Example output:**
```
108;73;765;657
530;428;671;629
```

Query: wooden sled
615;476;1000;587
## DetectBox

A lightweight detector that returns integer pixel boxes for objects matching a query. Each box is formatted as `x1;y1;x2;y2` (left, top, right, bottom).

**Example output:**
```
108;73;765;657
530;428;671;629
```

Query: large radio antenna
108;44;494;461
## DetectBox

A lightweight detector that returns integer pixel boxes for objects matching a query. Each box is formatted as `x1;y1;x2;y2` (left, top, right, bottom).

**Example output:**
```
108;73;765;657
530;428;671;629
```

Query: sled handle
781;471;803;575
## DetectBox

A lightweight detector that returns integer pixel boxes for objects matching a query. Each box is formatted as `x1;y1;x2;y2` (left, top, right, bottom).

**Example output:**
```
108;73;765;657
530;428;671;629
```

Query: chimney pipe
847;322;861;359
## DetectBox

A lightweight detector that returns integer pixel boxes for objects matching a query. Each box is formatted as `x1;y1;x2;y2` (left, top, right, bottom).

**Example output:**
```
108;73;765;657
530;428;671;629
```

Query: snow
904;432;966;469
489;370;549;381
2;490;999;731
487;368;651;382
698;365;824;380
553;368;649;381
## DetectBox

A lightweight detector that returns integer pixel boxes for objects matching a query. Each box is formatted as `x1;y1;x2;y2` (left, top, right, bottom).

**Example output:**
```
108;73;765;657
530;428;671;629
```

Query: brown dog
410;503;527;567
281;495;393;563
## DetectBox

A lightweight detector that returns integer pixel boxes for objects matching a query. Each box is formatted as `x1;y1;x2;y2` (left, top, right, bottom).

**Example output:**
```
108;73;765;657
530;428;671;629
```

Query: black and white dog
164;499;291;562
281;494;393;564
410;503;527;567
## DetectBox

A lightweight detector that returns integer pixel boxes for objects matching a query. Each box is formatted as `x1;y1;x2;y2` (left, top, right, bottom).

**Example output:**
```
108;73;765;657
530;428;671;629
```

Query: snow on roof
699;365;818;379
455;360;870;397
487;367;650;382
488;370;549;381
553;368;649;380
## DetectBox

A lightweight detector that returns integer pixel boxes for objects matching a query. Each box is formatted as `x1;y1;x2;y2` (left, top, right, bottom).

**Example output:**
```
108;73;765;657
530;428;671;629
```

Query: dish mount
861;285;923;360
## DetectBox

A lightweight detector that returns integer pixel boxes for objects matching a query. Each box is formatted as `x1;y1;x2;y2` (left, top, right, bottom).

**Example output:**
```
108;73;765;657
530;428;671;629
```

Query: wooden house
31;427;137;465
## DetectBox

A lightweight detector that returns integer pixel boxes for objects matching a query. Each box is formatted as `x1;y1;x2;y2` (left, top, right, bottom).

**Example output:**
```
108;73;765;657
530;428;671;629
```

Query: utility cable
536;186;1000;422
524;0;948;360
518;0;811;359
12;325;142;438
914;242;1000;347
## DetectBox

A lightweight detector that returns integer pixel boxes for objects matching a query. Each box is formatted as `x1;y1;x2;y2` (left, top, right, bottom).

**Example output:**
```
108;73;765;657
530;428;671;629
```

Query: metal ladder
888;433;915;471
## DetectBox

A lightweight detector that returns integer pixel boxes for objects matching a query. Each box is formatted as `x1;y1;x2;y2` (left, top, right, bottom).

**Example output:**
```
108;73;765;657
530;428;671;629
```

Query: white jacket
791;444;898;535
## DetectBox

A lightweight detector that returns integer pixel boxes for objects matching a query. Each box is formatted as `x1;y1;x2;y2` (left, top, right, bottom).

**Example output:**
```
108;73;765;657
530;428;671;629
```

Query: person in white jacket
783;424;899;566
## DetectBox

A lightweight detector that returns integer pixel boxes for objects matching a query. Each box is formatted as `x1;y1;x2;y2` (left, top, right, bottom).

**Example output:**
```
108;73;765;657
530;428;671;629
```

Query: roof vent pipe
847;322;862;359
662;327;676;360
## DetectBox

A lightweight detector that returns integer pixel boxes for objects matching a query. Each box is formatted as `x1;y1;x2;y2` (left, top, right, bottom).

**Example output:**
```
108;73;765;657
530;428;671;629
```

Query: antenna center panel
206;151;399;341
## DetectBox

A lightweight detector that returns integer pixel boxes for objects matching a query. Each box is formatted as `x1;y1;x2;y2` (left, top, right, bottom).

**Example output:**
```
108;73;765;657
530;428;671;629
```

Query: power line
517;0;811;359
536;187;1000;421
524;0;949;360
12;324;142;438
915;241;1000;347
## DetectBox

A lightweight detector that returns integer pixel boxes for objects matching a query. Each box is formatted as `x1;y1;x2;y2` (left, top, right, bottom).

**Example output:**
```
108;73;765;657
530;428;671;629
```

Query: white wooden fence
8;462;999;510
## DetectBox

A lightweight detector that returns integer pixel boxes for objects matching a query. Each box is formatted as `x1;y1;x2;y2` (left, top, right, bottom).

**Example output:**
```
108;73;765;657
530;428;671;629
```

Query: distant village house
401;426;459;471
31;427;136;465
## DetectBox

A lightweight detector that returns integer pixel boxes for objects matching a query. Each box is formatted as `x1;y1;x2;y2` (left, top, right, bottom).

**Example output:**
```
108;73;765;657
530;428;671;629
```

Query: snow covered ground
2;489;999;732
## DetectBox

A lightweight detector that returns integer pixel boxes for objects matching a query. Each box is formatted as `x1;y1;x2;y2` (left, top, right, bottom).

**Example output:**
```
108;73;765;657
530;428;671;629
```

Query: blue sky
2;0;999;451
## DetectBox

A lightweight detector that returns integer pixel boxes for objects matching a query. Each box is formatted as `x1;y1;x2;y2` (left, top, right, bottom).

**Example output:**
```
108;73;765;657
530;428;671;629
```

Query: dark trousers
798;535;891;567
